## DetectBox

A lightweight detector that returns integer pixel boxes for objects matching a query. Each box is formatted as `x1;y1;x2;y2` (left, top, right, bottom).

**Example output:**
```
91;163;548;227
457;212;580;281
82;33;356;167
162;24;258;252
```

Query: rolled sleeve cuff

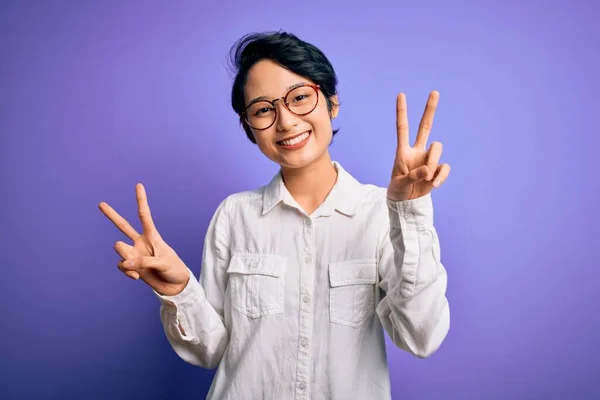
386;193;434;229
153;268;205;312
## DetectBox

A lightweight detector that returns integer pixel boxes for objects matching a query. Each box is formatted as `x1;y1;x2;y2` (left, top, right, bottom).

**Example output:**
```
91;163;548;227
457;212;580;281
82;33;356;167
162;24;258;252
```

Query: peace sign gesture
98;183;190;296
387;91;451;201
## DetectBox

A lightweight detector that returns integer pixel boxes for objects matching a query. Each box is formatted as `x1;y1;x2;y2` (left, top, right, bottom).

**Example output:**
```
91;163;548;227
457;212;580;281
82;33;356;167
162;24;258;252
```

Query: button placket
295;215;314;399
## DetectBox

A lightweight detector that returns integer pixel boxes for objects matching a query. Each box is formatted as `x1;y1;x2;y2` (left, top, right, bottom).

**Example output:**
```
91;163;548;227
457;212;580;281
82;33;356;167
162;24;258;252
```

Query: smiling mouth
277;131;311;146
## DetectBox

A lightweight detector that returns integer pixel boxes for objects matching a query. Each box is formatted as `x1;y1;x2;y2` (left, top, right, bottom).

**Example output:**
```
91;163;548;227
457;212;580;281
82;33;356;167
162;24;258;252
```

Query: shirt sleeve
152;198;231;369
375;192;450;358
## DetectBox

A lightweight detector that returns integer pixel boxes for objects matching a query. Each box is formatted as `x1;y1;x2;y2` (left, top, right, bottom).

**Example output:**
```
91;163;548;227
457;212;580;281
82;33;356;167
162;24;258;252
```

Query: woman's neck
280;152;338;215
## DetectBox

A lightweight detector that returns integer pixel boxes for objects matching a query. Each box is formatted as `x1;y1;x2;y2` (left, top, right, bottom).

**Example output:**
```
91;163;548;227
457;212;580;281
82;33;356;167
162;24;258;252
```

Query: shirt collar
262;161;361;217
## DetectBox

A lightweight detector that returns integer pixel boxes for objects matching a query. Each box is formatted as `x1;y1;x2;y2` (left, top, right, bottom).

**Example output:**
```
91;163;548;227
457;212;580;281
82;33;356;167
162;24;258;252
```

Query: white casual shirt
155;161;450;400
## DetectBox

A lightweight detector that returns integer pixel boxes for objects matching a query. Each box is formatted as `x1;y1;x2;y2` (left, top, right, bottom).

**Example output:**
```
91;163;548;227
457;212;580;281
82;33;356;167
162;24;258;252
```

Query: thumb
407;165;430;182
394;165;430;187
123;256;169;272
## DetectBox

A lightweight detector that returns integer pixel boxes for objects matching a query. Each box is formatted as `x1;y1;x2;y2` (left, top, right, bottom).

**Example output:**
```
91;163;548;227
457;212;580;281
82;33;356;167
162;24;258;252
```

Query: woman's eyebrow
247;82;308;106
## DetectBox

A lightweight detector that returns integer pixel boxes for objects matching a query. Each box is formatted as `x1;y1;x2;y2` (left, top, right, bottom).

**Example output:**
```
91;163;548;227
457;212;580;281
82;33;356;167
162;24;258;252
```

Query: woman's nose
275;100;298;131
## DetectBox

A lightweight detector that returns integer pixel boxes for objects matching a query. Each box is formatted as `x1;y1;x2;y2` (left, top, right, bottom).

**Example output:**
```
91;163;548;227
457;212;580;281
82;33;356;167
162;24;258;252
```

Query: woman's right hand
99;183;190;296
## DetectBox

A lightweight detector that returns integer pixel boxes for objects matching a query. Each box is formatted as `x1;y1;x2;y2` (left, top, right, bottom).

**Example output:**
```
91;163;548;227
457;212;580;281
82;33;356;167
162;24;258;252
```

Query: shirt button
299;382;306;390
302;296;310;304
304;255;312;263
304;219;312;226
301;339;308;347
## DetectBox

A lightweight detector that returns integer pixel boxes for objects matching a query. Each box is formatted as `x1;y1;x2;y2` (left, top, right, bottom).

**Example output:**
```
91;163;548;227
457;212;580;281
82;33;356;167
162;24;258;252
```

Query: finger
117;260;140;280
391;158;410;177
136;183;158;233
114;240;134;260
415;91;439;150
122;256;169;273
393;165;429;187
433;163;451;188
396;93;409;149
127;271;140;280
425;141;443;181
99;202;140;240
389;165;429;199
408;165;430;182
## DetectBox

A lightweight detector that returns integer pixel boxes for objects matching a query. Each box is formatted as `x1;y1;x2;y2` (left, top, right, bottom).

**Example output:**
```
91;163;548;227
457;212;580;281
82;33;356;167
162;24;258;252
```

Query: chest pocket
329;259;378;328
226;253;286;319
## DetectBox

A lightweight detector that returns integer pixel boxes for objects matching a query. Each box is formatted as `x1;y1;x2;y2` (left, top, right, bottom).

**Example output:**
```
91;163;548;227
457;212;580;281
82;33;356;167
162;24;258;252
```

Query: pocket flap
227;253;286;277
329;259;377;287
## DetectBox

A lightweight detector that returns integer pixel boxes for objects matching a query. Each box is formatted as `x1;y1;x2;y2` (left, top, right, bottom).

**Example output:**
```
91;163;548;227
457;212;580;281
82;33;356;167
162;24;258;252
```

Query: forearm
376;193;450;358
156;268;229;369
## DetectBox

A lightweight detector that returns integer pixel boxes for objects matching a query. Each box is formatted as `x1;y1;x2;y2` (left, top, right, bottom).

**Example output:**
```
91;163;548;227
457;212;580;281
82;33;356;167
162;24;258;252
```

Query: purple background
1;1;599;399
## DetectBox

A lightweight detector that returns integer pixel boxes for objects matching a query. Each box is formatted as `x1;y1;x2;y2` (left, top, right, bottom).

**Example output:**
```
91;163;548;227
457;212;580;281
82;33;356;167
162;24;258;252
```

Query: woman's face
243;59;338;170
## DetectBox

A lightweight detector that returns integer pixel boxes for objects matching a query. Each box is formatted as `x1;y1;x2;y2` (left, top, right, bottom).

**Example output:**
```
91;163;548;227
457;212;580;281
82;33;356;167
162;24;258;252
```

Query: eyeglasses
240;84;320;130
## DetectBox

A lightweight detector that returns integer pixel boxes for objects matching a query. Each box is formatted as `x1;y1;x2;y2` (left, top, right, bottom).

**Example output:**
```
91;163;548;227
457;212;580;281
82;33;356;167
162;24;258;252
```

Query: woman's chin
276;148;330;170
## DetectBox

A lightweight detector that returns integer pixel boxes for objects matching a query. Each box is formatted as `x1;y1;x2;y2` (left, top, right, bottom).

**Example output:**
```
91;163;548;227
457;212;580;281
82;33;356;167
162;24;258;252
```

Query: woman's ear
329;95;340;118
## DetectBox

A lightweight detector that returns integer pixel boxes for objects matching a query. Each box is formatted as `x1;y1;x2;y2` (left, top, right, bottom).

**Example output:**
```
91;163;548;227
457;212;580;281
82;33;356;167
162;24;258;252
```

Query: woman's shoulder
211;185;268;215
224;187;264;204
360;183;387;203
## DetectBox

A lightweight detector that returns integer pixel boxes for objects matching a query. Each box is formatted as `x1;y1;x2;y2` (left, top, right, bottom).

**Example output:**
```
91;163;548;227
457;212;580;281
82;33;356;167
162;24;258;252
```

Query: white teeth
280;132;310;146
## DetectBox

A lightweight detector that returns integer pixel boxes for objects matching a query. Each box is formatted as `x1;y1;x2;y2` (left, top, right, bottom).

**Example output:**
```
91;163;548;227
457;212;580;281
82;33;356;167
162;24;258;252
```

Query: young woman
99;31;451;399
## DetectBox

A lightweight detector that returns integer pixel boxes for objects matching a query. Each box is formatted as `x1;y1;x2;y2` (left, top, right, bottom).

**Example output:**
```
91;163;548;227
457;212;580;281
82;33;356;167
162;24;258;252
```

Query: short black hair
228;31;340;144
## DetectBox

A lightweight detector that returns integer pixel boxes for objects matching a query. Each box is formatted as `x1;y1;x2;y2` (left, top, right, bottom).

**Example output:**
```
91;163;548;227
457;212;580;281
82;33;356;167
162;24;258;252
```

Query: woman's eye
255;107;271;116
294;95;307;102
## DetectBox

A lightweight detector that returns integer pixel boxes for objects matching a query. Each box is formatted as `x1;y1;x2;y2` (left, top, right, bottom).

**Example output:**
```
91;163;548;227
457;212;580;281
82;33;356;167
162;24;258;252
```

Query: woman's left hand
387;90;451;201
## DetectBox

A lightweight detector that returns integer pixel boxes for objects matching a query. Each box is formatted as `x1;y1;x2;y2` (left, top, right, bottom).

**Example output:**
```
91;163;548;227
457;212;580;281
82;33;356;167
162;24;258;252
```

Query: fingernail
124;260;134;268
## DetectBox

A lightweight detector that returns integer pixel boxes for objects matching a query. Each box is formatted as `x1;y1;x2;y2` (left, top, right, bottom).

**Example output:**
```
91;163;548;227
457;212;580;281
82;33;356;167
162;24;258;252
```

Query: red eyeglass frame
239;84;320;131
